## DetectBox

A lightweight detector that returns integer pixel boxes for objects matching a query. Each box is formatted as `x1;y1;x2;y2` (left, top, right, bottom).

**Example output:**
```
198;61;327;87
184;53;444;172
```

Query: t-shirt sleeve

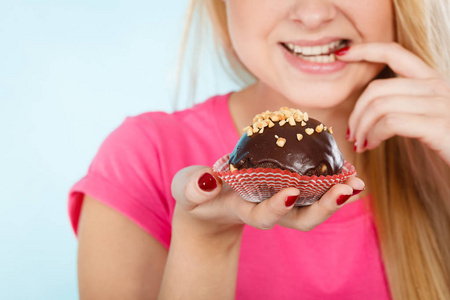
68;117;172;248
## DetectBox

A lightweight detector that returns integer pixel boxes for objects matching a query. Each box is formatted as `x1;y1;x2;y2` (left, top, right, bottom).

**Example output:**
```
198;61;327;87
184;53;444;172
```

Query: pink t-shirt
69;93;391;299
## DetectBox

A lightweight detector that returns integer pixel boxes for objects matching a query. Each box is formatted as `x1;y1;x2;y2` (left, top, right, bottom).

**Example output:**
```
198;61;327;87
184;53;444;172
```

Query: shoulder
129;93;232;137
115;93;236;161
94;93;236;170
69;93;236;241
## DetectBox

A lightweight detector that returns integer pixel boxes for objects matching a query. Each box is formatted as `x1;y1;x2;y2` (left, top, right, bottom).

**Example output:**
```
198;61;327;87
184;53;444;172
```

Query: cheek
363;18;395;44
278;63;386;109
226;1;280;78
346;0;395;42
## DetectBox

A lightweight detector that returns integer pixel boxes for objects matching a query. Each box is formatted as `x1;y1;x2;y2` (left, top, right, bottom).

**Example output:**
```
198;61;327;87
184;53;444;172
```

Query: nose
289;0;337;29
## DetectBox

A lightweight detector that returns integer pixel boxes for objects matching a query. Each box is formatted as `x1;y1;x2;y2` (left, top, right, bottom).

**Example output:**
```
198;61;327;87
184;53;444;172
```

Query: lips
279;39;349;74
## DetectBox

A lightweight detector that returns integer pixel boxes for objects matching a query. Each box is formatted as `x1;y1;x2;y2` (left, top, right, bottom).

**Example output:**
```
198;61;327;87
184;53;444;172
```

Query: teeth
303;46;312;55
297;53;336;63
310;46;322;55
286;40;347;56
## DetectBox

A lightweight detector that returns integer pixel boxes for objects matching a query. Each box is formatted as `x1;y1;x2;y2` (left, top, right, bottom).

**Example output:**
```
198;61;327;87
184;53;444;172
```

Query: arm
77;196;243;300
77;195;168;300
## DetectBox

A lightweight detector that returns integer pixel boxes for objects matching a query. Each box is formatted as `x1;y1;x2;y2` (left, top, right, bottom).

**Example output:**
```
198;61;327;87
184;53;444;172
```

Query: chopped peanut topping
229;164;237;172
305;128;314;135
270;115;280;122
288;116;296;126
243;108;333;139
284;111;292;118
297;134;303;141
316;124;324;133
276;137;286;147
303;112;309;122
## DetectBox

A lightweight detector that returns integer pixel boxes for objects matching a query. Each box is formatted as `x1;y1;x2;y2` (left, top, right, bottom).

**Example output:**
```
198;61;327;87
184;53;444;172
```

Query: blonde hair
366;1;450;298
173;0;253;108
177;0;450;299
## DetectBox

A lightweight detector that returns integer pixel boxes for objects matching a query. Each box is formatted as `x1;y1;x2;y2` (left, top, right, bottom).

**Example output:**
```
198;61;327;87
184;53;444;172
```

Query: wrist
160;206;243;300
171;205;244;251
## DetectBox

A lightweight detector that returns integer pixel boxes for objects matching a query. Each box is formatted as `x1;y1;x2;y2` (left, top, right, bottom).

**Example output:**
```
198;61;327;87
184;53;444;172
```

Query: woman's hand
171;165;365;234
163;166;363;299
339;42;450;166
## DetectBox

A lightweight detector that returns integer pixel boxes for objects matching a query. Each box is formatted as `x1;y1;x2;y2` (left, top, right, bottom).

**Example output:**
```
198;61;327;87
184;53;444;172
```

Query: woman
70;0;450;299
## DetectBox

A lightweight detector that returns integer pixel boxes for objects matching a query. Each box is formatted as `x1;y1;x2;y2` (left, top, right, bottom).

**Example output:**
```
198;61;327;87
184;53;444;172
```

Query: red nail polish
285;195;299;207
346;128;350;140
337;194;352;206
335;46;350;56
198;173;217;191
353;143;357;152
352;189;364;196
363;139;368;148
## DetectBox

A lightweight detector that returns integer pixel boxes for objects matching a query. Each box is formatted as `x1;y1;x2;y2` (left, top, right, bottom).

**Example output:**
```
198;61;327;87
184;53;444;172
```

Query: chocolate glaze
229;118;344;176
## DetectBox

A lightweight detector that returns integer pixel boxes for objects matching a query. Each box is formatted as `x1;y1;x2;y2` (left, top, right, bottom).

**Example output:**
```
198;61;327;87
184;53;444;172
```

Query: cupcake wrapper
213;154;356;206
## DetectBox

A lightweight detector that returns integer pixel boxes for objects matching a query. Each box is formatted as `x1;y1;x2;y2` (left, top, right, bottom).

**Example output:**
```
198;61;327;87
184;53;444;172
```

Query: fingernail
352;188;364;196
285;195;299;207
353;142;358;152
346;128;350;140
337;194;352;206
198;173;217;191
335;46;350;56
363;139;368;148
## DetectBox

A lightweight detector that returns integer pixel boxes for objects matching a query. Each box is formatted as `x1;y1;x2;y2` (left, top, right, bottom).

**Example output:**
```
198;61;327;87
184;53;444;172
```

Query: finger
362;113;450;157
234;187;300;230
279;177;365;231
348;78;438;141
341;176;366;196
171;166;223;211
352;95;441;151
337;43;438;79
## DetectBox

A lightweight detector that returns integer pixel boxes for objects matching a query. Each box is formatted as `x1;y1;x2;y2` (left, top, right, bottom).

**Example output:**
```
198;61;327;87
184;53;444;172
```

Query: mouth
281;39;350;63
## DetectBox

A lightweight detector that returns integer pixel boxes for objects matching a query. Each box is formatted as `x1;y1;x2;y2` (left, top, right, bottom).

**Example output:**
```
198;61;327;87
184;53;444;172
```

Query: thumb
171;165;223;211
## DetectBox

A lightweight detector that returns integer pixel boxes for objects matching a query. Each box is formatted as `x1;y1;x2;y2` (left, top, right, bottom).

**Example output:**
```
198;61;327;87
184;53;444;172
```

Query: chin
279;84;360;109
269;63;384;109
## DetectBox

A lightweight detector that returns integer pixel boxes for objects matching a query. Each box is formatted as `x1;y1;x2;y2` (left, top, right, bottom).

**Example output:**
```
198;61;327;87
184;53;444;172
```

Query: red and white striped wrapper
213;154;356;206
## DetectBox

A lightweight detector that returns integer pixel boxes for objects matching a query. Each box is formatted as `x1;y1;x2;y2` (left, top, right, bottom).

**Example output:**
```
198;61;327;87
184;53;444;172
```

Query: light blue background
0;1;239;299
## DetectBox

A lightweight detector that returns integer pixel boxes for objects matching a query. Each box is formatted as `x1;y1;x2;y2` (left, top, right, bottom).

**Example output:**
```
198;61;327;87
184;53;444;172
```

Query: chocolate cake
229;108;344;177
